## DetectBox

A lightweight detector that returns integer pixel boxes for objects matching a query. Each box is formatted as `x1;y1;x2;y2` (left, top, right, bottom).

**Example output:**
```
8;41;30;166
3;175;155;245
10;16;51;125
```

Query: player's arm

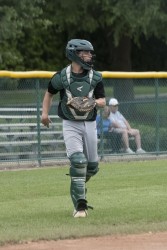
41;91;54;128
94;81;106;108
95;97;106;108
41;72;61;127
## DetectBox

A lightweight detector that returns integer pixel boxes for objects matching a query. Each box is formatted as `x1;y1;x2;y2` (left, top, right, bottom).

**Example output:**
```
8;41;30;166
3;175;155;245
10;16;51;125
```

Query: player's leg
83;121;99;182
63;120;88;216
69;152;88;214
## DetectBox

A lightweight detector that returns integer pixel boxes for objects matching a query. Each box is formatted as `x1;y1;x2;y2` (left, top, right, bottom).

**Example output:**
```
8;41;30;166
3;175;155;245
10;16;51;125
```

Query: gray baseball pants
63;120;98;161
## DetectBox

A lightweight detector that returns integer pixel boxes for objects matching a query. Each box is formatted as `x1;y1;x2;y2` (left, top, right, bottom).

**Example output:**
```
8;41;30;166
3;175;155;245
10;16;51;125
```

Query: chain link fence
0;71;167;167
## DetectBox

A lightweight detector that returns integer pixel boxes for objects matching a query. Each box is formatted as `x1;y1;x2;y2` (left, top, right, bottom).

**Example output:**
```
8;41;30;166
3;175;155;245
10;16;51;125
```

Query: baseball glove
67;97;96;112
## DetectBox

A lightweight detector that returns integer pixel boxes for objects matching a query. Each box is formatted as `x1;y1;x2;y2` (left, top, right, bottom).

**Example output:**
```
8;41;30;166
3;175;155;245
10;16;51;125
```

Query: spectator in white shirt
108;98;146;154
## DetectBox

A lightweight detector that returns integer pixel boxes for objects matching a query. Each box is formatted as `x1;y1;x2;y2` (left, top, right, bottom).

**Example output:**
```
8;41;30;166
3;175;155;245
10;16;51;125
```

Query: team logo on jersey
77;86;83;92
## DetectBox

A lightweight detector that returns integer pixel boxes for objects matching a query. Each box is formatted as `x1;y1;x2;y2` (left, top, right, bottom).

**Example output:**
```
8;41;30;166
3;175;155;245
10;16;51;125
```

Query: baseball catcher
41;39;106;218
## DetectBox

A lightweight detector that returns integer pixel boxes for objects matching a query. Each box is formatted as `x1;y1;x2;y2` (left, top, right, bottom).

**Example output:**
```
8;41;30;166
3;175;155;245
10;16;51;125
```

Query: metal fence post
155;78;160;154
36;79;42;166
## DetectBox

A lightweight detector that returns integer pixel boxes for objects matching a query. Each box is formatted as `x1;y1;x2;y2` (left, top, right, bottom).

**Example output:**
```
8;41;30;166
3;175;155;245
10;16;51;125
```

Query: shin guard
69;152;87;209
86;161;99;182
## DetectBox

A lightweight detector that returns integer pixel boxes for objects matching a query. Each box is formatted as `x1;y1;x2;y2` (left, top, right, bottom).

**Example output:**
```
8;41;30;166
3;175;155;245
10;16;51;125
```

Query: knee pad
69;152;87;177
87;161;99;180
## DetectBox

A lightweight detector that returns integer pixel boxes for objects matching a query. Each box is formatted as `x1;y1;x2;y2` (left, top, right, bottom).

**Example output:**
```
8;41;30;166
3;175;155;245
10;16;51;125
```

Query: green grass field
0;160;167;245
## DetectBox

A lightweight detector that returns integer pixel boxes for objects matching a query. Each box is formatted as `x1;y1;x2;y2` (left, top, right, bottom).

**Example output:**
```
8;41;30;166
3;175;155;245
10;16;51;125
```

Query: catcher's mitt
67;97;96;112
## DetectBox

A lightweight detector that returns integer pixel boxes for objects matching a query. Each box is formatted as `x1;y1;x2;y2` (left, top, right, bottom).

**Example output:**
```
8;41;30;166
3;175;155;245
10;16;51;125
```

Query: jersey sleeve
94;81;105;99
48;72;63;94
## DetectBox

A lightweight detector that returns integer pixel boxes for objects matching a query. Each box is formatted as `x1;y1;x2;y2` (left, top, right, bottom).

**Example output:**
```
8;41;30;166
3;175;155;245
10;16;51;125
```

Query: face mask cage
66;50;96;70
75;50;96;70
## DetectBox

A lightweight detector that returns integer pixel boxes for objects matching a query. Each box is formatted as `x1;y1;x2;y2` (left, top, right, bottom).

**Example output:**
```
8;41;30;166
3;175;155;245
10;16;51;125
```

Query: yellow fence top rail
0;70;167;78
0;71;55;78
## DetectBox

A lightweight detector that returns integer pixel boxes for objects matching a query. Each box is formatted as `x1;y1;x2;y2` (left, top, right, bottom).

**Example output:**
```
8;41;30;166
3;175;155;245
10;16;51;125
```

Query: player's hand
41;114;52;128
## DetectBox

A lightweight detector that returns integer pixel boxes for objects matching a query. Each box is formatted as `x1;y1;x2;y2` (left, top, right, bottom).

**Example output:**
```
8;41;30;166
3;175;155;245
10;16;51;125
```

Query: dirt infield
1;232;167;250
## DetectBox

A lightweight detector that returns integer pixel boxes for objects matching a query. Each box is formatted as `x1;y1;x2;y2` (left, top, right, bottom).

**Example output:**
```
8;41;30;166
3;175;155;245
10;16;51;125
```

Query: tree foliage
0;0;46;69
0;0;167;71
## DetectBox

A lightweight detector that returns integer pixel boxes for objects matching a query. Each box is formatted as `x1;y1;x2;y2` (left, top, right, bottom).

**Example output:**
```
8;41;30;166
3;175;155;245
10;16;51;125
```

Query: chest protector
60;65;102;120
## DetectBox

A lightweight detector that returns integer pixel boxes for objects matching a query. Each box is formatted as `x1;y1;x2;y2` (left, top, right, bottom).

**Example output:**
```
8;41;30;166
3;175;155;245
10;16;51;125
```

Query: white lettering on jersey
77;86;83;92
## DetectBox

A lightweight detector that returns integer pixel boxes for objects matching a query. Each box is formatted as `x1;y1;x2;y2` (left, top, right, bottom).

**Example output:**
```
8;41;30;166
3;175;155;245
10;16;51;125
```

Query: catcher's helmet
66;39;95;70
